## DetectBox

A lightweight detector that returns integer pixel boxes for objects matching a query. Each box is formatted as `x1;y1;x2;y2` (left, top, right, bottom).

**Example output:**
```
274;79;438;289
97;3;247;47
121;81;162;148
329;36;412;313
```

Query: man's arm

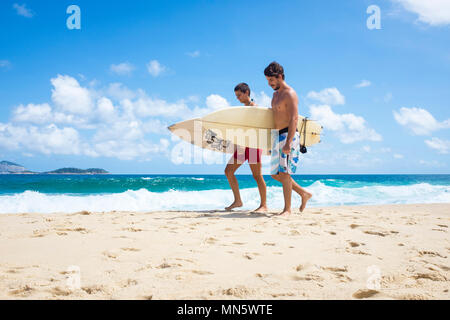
282;91;299;154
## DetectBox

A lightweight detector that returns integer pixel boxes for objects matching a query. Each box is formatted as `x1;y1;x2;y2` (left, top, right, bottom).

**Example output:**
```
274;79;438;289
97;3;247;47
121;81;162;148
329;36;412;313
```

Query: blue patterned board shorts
270;130;300;175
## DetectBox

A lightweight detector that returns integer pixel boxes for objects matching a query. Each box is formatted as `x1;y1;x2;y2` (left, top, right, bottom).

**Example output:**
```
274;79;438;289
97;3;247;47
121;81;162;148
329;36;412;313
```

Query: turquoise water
0;174;449;213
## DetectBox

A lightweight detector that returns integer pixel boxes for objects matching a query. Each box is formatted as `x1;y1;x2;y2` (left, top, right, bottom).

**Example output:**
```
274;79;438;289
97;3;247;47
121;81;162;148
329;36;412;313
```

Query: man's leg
224;157;243;210
272;175;312;212
271;172;292;216
249;162;267;212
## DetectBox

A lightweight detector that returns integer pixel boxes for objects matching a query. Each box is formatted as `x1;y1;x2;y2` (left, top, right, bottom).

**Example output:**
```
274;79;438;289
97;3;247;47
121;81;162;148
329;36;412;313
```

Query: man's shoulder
282;87;298;100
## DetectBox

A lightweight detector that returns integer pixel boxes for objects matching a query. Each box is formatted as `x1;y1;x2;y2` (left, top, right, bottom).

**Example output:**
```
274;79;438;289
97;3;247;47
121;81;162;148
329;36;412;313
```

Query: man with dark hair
224;83;267;212
264;61;312;216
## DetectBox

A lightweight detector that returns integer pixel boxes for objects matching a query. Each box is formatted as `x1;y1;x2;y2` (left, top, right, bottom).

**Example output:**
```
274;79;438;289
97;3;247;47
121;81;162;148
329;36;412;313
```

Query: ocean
0;174;449;213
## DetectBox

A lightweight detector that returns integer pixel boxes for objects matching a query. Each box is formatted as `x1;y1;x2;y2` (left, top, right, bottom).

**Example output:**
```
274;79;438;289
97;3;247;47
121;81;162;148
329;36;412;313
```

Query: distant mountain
0;161;109;174
0;161;35;174
43;168;109;174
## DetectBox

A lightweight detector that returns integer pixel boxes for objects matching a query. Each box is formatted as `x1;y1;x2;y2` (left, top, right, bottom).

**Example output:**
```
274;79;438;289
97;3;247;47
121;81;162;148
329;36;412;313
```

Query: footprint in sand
203;237;218;245
243;253;255;260
414;273;448;281
50;286;73;296
102;251;119;259
345;247;371;256
32;229;49;238
221;286;255;298
363;230;390;237
56;227;89;234
321;266;352;282
122;227;144;232
120;279;138;288
352;289;379;299
190;270;214;275
82;285;106;295
121;247;141;252
271;292;295;298
156;262;182;269
348;241;361;247
9;285;35;297
291;273;323;281
322;266;348;272
418;251;447;258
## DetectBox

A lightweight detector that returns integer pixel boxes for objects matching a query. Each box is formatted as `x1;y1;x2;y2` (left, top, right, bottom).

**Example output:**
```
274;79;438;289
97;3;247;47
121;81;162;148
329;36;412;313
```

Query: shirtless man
224;83;267;212
264;62;312;216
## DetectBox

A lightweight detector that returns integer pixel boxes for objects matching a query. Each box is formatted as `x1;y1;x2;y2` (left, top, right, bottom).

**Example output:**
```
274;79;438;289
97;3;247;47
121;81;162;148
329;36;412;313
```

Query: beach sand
0;203;448;300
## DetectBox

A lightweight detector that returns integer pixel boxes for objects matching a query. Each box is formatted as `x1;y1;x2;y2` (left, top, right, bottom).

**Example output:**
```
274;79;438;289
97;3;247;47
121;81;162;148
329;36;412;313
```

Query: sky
0;0;449;174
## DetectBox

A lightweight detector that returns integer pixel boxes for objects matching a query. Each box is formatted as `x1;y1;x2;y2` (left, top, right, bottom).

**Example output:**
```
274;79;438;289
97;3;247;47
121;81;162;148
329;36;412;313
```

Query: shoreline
0;203;448;300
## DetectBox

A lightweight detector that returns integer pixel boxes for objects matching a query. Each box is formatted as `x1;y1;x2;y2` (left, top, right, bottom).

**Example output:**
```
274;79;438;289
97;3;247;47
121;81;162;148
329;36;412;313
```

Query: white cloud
0;60;11;68
0;123;91;156
419;159;445;167
122;95;190;118
13;3;33;18
51;75;93;115
393;107;450;135
425;137;450;154
12;103;53;124
3;74;235;160
186;51;200;58
96;97;117;122
252;91;272;108
306;88;345;105
355;80;372;88
12;102;92;128
309;104;382;144
362;146;371;152
106;83;137;101
394;153;404;159
206;94;230;109
392;0;450;26
147;60;166;77
110;62;135;76
93;137;169;161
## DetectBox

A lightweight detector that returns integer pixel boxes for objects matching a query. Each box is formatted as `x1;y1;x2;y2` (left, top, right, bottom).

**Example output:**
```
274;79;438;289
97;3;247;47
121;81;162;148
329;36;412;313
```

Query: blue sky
0;0;449;174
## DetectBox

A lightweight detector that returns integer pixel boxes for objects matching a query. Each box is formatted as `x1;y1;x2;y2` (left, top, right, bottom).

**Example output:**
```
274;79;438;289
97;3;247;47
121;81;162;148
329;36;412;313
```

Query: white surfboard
168;106;322;155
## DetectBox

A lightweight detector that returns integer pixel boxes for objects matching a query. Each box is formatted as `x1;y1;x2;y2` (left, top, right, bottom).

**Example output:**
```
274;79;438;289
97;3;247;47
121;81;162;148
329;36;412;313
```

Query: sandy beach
0;203;448;300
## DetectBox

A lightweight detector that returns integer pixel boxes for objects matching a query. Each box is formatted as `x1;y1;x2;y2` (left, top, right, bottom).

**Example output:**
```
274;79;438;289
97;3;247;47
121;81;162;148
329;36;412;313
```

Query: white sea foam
0;182;448;214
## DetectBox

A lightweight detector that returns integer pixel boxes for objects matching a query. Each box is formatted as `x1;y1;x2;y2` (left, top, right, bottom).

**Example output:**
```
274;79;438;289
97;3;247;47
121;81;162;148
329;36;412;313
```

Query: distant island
0;161;109;175
44;168;109;174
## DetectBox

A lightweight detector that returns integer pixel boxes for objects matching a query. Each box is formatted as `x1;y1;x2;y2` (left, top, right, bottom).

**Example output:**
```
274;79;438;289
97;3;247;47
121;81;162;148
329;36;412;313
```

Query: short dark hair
264;61;285;80
234;82;251;95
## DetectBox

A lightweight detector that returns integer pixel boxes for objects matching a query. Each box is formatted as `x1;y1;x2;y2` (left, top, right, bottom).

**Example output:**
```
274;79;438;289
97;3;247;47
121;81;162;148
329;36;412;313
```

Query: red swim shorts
233;147;262;164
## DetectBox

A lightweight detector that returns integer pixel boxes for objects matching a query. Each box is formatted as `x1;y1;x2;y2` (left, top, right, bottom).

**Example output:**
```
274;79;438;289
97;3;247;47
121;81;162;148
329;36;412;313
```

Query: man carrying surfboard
265;62;312;216
224;83;267;212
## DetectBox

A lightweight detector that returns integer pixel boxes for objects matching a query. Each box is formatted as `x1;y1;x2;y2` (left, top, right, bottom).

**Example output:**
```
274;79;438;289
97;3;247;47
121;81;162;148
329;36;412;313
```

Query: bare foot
225;201;243;211
300;192;312;213
277;210;291;217
252;205;267;213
